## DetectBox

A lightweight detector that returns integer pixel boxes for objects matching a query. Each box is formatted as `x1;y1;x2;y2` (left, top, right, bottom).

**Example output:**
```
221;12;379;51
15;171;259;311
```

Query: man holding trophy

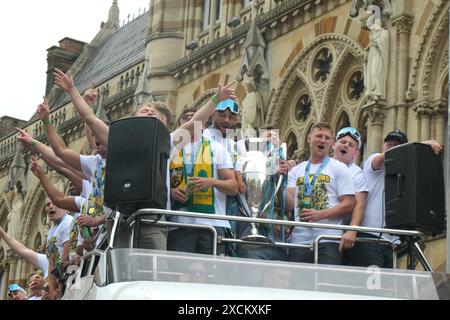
234;125;295;261
286;122;355;265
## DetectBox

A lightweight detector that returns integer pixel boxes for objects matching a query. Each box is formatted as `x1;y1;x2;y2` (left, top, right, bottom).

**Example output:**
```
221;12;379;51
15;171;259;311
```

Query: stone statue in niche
364;18;389;102
6;182;25;241
241;76;265;130
4;149;28;240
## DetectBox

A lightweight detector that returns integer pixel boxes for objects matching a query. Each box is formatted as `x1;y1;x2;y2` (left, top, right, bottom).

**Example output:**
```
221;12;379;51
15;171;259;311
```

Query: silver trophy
239;138;284;243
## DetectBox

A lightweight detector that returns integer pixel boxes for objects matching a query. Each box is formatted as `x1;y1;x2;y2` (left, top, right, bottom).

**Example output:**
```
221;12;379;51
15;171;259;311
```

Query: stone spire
106;0;120;29
237;0;269;82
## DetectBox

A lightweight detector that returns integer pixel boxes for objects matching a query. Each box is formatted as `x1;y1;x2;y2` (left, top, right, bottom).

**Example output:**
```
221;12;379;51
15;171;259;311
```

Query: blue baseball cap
8;283;26;296
215;99;239;114
336;127;362;149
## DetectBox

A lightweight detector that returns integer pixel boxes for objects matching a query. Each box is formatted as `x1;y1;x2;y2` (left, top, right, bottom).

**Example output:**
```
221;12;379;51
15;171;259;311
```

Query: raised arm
16;127;80;175
54;69;109;147
36;97;83;172
173;81;237;147
0;226;41;269
41;156;83;193
30;158;79;212
83;87;99;154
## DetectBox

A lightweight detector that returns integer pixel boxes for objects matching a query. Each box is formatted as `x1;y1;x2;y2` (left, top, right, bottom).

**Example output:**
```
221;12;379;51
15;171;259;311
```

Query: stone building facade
0;0;448;299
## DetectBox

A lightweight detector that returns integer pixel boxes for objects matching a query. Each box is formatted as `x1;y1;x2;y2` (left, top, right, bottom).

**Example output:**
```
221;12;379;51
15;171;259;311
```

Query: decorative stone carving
405;87;418;102
441;50;448;70
364;104;385;125
413;102;433;117
432;100;448;117
409;0;447;92
392;16;414;35
349;0;392;19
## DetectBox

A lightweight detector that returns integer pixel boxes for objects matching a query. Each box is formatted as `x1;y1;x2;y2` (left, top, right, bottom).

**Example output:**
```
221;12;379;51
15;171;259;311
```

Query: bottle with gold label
302;196;312;209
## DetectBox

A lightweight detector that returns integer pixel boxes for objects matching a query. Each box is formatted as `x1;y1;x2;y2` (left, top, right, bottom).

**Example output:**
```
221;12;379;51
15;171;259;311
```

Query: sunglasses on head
336;127;361;146
215;99;239;114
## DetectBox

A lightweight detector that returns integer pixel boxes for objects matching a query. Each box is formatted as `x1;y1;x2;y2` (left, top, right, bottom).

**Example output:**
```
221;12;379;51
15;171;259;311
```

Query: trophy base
241;234;272;243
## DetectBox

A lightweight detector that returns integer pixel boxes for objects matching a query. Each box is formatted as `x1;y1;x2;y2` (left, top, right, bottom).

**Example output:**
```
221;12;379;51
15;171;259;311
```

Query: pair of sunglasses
215;99;239;114
336;127;362;147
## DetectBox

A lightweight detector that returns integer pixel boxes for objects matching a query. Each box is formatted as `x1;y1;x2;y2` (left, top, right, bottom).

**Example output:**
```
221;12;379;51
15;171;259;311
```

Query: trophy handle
280;143;287;160
260;174;284;214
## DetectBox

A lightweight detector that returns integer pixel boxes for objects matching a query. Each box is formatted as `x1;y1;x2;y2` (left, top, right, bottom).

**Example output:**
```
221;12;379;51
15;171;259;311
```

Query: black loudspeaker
385;142;445;235
104;117;170;215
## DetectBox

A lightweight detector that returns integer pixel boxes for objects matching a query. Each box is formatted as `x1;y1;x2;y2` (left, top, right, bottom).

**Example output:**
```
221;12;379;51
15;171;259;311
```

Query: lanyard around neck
303;157;330;197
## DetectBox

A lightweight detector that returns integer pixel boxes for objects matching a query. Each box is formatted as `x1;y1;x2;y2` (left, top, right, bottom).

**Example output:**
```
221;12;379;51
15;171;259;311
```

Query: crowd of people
0;67;444;300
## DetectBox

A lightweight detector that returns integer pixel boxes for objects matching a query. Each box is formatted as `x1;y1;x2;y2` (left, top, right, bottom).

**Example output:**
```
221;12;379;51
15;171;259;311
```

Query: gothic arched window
336;112;351;132
286;132;298;160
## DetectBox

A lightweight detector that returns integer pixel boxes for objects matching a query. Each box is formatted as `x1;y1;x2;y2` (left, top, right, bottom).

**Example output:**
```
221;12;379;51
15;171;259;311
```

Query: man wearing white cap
333;127;368;264
8;284;27;300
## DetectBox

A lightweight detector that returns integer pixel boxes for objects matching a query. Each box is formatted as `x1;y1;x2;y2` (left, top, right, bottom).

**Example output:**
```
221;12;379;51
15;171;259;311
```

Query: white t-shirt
287;158;355;244
362;153;397;242
341;162;368;226
35;253;49;278
28;295;42;300
81;179;93;199
362;153;384;230
348;163;369;193
171;138;234;228
47;213;73;257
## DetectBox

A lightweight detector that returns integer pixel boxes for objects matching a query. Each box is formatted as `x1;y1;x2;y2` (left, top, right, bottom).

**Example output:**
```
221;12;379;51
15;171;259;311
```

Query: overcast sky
0;0;149;121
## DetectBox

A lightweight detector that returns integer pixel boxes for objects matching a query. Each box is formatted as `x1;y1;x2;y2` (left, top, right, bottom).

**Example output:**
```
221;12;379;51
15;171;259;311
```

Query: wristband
42;118;52;126
31;139;37;148
211;96;219;106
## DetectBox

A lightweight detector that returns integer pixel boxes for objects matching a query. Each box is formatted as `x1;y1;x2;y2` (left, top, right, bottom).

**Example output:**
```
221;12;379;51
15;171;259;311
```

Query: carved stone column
392;15;413;133
364;103;386;156
14;260;23;285
19;259;30;287
7;253;17;284
0;261;10;300
194;0;203;39
414;103;433;141
185;0;195;47
433;101;448;145
209;0;218;43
